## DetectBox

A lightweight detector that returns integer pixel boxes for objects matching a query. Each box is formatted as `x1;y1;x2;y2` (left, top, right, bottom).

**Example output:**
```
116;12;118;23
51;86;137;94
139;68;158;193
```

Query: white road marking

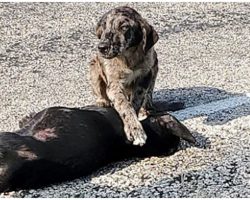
172;95;250;121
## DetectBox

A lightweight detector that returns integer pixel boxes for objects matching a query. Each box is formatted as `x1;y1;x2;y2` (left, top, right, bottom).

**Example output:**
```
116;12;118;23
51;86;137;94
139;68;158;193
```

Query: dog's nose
98;41;110;53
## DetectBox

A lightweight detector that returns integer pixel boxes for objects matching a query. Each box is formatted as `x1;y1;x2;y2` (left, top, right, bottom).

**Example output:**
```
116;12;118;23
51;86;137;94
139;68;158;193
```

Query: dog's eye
120;25;130;32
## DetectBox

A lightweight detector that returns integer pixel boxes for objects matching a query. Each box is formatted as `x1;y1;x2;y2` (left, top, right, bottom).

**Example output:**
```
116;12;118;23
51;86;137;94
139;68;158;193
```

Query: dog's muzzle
98;41;110;55
98;41;119;59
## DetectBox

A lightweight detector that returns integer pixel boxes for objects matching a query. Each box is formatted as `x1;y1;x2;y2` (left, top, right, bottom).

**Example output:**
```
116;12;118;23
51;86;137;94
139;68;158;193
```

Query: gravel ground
0;2;250;198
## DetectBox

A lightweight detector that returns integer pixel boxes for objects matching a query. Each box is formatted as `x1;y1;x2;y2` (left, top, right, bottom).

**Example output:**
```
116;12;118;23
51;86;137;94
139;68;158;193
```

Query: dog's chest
103;59;149;88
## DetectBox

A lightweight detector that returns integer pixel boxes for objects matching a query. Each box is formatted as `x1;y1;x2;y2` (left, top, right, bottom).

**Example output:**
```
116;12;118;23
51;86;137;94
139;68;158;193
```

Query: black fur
0;106;195;192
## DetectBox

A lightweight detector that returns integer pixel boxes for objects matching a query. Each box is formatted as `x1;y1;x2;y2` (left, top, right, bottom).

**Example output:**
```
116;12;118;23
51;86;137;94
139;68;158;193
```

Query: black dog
0;106;195;192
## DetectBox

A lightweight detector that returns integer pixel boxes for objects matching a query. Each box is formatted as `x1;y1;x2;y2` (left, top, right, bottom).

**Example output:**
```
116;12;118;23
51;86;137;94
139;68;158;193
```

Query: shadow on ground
153;86;250;125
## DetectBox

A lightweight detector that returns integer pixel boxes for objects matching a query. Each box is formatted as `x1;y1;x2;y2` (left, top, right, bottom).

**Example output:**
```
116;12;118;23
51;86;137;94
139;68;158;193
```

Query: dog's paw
138;108;150;121
96;99;111;107
124;122;147;146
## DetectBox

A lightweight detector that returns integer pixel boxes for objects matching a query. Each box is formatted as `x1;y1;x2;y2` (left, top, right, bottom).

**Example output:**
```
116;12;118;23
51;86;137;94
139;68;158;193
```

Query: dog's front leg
89;57;111;107
107;82;147;146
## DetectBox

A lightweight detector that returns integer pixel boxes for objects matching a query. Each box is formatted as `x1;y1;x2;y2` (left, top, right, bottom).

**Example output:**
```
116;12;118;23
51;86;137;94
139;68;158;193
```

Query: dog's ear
146;114;196;144
162;115;196;144
96;21;104;39
141;22;159;53
96;13;108;39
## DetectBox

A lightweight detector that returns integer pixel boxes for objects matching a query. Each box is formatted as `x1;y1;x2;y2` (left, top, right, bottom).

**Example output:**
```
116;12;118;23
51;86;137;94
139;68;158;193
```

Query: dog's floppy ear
96;13;108;39
148;114;196;144
161;115;196;144
96;24;103;39
141;21;159;53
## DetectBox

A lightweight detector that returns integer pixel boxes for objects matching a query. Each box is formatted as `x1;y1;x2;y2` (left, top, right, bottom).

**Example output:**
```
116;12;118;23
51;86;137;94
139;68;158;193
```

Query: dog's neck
122;45;144;68
118;45;155;69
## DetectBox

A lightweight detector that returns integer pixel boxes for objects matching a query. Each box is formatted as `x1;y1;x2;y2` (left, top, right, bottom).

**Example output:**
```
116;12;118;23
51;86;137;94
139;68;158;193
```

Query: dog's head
96;6;159;59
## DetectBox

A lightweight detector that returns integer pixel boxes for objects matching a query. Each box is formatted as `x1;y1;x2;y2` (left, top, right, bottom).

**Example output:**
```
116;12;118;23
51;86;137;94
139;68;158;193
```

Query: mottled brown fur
89;6;159;146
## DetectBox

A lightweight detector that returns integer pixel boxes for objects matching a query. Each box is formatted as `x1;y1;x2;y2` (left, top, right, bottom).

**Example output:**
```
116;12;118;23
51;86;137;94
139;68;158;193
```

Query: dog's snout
98;41;110;53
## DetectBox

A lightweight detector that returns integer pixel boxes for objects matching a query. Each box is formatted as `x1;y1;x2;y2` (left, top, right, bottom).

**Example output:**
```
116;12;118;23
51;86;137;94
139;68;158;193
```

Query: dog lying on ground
0;106;195;192
89;6;159;146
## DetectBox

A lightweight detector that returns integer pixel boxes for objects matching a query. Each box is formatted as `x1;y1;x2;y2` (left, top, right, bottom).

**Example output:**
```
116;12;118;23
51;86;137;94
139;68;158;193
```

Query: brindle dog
89;6;159;146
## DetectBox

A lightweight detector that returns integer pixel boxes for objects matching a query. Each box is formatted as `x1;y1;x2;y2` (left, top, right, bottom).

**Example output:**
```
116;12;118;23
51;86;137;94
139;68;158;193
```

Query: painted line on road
172;94;250;121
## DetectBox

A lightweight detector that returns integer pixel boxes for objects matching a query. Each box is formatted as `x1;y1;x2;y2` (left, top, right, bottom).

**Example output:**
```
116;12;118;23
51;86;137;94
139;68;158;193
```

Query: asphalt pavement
0;2;249;197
